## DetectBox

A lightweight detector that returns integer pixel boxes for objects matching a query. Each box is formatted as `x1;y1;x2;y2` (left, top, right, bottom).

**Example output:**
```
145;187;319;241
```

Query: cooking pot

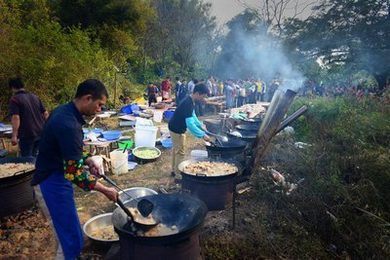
83;213;119;243
178;159;239;210
117;187;158;204
112;193;207;245
235;124;259;132
132;146;161;164
0;157;36;217
227;129;257;142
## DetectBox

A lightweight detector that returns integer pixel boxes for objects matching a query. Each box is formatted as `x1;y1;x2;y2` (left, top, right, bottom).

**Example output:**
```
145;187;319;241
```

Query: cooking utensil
122;143;129;153
112;193;208;242
83;213;119;243
101;175;154;218
205;130;228;143
116;197;158;226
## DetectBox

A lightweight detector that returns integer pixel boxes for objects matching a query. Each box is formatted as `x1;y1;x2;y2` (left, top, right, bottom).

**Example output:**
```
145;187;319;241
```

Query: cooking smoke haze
214;12;305;92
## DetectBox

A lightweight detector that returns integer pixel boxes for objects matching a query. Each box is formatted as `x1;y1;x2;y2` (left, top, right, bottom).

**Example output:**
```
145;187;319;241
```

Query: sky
207;0;314;26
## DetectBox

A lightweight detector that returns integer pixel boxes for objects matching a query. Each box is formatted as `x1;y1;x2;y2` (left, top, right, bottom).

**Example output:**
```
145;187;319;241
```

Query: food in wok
133;223;179;237
128;207;158;225
183;161;237;176
0;163;35;178
89;226;118;240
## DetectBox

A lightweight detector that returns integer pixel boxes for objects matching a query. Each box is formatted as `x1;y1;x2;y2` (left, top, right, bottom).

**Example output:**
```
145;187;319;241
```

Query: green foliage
283;0;390;88
0;0;117;114
282;96;390;257
144;0;217;79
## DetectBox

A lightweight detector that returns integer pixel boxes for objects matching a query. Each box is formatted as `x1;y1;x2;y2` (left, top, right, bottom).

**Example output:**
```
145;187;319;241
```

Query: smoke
214;14;305;92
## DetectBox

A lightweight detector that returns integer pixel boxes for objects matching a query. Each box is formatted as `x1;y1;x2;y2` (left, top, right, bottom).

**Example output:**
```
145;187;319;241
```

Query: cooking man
32;79;118;259
8;77;49;157
168;83;211;176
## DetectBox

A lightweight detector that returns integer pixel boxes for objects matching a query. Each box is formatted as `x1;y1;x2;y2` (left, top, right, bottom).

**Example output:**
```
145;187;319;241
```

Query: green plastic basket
118;139;134;150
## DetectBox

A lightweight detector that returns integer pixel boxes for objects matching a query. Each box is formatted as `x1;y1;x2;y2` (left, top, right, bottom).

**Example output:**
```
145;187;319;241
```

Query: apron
39;171;83;260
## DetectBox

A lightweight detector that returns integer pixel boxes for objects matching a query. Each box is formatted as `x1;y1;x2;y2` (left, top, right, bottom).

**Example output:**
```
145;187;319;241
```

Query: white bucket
110;149;128;175
90;155;104;175
153;111;163;123
135;126;158;148
190;150;208;160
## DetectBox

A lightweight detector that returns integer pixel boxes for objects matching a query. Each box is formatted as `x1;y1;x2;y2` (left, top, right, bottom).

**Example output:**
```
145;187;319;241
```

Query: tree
235;0;317;34
144;0;217;77
283;0;390;89
0;0;115;115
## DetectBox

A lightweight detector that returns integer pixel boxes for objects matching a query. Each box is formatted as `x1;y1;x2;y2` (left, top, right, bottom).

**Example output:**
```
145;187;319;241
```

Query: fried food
184;161;237;176
0;163;35;178
89;226;118;240
128;207;158;225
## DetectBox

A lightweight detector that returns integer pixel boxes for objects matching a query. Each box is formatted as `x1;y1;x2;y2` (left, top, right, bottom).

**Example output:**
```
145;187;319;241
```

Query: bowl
102;130;122;140
161;137;172;149
117;187;158;204
83;213;119;243
132;146;161;163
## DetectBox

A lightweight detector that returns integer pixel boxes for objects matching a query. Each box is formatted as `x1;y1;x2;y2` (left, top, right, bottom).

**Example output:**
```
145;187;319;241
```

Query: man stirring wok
168;83;211;177
32;79;118;259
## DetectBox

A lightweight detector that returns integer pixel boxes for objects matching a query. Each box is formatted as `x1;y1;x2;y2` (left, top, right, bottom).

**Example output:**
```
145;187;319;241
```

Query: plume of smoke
215;19;305;92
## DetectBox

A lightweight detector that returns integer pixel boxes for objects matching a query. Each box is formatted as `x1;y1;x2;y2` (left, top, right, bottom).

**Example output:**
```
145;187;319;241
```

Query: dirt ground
0;119;240;259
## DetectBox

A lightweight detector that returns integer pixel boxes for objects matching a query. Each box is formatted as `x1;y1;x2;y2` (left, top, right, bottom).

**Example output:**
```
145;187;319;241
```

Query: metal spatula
205;130;228;142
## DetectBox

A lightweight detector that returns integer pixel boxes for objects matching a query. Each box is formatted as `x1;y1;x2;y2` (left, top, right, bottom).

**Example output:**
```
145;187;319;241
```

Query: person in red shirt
161;77;172;101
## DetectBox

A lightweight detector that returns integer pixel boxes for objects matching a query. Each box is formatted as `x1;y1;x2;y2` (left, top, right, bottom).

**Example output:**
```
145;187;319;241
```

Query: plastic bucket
90;155;104;176
110;149;128;175
135;126;158;148
153;111;163;123
190;150;208;160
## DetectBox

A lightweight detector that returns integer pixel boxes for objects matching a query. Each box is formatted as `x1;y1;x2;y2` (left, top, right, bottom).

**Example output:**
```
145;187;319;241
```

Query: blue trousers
39;172;83;260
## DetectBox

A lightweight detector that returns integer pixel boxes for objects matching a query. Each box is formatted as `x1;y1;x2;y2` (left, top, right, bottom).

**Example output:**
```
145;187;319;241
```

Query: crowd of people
300;80;390;100
145;76;278;108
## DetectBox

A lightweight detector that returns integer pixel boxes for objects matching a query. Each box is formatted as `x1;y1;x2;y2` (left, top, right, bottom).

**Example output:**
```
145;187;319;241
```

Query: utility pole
113;65;120;108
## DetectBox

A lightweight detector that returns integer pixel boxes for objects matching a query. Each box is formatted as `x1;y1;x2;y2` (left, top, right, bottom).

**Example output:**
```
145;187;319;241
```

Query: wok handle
117;198;134;222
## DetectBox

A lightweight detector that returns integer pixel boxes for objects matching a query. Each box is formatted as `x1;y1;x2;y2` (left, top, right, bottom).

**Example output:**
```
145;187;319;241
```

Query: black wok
235;124;259;132
204;136;247;151
112;193;208;245
227;129;256;142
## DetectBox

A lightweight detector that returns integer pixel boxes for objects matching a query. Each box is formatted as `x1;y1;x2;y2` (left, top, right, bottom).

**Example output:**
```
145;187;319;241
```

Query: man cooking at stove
32;79;118;259
168;83;211;177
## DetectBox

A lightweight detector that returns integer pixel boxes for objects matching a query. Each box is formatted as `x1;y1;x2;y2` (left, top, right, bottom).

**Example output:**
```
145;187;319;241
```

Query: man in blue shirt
168;83;211;176
33;79;118;259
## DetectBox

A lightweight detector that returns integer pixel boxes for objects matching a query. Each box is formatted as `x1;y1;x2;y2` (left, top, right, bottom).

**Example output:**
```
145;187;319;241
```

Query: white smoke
215;16;305;92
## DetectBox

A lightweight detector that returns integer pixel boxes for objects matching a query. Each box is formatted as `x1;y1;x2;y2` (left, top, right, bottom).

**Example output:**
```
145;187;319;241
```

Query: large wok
227;129;256;142
204;136;247;152
112;193;207;245
235;124;259;132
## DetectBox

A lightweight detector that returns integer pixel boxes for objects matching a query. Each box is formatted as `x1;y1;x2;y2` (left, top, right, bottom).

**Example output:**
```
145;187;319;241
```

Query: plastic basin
161;138;172;149
102;130;121;140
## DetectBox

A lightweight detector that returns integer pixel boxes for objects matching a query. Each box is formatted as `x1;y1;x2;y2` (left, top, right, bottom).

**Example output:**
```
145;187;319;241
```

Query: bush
270;96;390;257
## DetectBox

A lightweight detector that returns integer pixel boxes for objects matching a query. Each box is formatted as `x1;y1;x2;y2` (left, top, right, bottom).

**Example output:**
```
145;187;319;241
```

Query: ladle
116;197;158;227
